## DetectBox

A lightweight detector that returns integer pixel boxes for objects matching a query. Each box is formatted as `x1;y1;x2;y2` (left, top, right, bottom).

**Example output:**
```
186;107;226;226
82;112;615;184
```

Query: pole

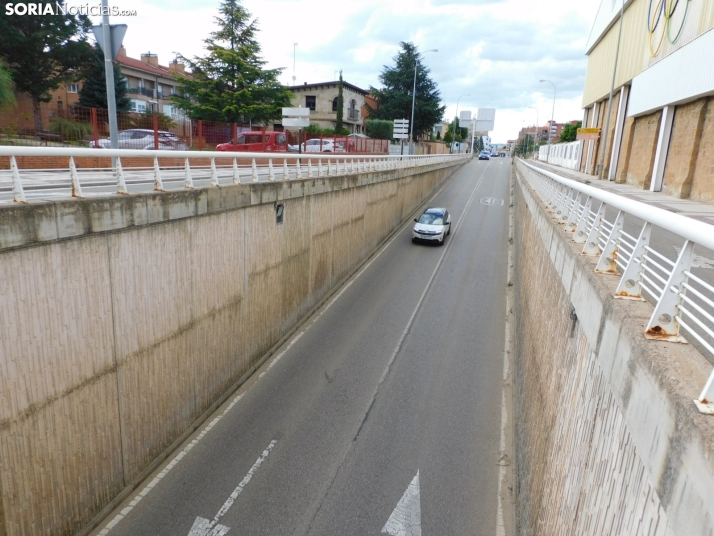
101;0;118;161
292;43;297;84
451;94;470;154
528;106;538;159
540;80;556;159
409;49;437;156
599;0;625;180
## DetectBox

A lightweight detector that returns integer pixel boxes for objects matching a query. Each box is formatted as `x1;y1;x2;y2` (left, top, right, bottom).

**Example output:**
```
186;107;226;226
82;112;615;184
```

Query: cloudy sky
78;0;604;143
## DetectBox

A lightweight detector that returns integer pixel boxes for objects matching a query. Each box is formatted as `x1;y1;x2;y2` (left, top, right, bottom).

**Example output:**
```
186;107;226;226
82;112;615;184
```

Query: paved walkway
531;160;714;226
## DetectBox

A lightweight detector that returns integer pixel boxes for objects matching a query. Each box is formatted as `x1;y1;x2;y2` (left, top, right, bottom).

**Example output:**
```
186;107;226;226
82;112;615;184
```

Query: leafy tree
559;121;581;143
367;42;444;142
435;130;441;140
78;47;131;111
365;119;393;140
0;1;93;130
171;0;292;125
335;71;344;132
443;130;453;145
0;60;16;112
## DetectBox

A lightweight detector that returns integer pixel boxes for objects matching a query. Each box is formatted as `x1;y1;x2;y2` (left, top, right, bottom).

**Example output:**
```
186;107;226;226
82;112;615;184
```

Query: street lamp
409;48;438;155
450;94;470;153
292;43;297;84
528;106;539;158
540;79;556;158
599;0;625;180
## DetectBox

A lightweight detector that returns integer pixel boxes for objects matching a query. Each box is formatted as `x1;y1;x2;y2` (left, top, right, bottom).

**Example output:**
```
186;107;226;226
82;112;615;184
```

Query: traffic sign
282;107;310;117
577;127;600;141
393;119;409;139
283;117;309;127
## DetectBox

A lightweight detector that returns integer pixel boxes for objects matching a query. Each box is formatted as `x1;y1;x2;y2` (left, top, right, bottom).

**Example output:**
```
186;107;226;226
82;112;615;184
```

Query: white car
299;139;343;153
412;207;451;246
90;129;188;150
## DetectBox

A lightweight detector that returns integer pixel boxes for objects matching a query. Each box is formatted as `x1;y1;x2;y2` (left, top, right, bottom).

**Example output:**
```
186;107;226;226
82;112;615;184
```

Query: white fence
517;158;714;415
538;140;583;171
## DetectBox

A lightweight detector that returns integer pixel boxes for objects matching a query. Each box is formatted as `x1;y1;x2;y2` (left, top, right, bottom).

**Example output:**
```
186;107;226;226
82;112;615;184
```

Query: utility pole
101;0;118;153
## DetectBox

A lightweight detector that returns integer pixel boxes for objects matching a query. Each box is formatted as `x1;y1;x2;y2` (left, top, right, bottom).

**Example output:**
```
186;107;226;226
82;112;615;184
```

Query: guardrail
0;147;468;204
517;159;714;415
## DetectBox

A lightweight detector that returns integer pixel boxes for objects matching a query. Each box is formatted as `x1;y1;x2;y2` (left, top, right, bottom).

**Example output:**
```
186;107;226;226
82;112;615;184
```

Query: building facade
288;81;367;133
580;0;714;203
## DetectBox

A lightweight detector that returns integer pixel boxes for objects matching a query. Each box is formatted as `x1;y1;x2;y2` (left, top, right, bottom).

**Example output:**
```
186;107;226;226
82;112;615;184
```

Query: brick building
580;0;714;203
287;81;367;134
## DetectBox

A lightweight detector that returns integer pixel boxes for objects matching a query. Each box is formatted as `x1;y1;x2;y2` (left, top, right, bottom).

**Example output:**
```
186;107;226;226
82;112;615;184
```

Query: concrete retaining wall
0;160;462;535
514;163;714;535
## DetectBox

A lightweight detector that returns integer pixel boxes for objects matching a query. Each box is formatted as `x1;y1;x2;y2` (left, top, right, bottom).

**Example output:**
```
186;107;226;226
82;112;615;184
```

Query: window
130;99;147;113
305;95;316;111
66;83;78;93
332;97;339;112
276;134;286;144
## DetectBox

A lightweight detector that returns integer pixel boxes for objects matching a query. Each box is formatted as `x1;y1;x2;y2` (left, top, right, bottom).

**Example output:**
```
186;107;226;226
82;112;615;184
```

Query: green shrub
48;118;92;141
128;111;176;131
365;119;393;140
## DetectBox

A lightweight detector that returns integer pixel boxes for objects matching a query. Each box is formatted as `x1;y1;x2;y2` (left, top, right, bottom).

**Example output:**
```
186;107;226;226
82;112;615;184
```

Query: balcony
126;87;155;98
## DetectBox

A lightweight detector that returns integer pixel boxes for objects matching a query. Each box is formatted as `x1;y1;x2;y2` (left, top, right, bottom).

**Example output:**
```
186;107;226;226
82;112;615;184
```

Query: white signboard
475;108;496;132
283;117;310;127
393;119;409;138
282;107;310;117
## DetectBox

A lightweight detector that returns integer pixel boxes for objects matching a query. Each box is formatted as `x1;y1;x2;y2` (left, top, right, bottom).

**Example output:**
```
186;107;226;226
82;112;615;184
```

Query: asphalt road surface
94;158;511;536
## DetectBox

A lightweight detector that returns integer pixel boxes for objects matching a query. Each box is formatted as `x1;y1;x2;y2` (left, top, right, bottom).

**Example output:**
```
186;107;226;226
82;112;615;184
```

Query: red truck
216;131;288;152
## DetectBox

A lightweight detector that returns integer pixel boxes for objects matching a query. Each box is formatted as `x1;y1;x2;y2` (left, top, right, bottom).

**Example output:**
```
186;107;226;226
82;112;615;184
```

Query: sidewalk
531;160;714;227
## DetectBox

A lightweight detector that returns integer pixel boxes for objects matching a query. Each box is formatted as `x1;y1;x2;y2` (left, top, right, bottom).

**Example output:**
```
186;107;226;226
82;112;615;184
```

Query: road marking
187;440;277;536
673;246;714;269
480;197;504;206
382;471;421;536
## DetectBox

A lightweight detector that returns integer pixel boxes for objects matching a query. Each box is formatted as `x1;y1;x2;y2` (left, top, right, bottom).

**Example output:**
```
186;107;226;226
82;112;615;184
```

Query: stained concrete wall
514;162;714;535
0;159;463;535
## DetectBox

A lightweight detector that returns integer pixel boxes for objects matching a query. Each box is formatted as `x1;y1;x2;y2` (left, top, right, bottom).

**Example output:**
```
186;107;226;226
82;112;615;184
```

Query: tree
367;42;444;142
78;47;131;112
335;71;344;132
171;0;292;125
0;60;16;112
559;121;581;143
0;1;93;131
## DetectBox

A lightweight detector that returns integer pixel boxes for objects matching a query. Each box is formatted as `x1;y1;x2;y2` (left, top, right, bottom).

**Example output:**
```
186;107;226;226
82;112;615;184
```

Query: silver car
412;207;451;245
91;129;188;150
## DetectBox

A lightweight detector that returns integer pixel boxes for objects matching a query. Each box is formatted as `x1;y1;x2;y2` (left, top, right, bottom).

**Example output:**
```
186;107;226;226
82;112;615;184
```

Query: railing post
69;156;83;197
268;158;275;181
252;158;258;182
116;157;128;194
308;159;314;179
232;158;240;184
210;158;219;186
595;210;624;274
154;157;164;191
296;159;303;179
582;201;607;256
184;157;194;188
614;222;651;300
573;196;594;244
644;240;694;342
318;159;324;177
696;372;714;414
10;155;26;203
283;158;289;180
564;192;583;232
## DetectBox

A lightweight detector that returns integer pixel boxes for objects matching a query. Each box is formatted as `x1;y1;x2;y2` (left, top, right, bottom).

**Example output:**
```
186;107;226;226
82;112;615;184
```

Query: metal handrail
1;146;467;204
517;158;714;415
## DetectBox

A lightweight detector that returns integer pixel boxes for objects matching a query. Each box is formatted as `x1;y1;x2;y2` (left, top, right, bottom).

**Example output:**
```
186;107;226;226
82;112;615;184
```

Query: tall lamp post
292;43;297;84
409;48;438;155
450;94;470;153
540;79;556;159
599;0;625;180
528;106;539;158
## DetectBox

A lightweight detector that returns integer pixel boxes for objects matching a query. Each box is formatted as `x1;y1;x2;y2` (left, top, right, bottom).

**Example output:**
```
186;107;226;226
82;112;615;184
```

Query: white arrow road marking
188;440;277;536
382;471;421;536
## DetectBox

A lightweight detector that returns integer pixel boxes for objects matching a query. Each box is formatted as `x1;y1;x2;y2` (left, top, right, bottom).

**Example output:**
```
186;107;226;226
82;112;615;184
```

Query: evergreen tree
78;47;130;111
0;60;16;112
367;42;444;142
0;1;93;130
335;71;344;132
171;0;292;125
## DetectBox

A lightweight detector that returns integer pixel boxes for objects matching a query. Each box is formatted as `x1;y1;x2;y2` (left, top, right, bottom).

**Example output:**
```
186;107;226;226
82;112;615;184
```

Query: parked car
216;131;288;152
412;207;451;246
478;150;490;160
90;129;188;150
296;138;345;153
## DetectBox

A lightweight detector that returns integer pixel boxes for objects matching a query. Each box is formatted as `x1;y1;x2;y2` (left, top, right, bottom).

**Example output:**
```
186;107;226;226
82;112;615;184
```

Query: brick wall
662;99;708;198
690;97;714;203
625;110;661;189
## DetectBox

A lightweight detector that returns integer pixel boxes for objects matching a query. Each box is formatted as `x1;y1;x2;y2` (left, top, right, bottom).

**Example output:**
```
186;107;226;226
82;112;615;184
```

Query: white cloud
77;0;602;143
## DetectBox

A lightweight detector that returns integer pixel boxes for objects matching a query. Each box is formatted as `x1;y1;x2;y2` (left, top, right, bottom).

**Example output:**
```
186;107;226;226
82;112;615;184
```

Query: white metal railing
517;159;714;415
0;147;467;204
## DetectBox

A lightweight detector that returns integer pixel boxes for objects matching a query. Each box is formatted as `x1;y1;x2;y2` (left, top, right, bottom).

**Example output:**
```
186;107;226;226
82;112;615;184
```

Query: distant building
287;81;367;134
